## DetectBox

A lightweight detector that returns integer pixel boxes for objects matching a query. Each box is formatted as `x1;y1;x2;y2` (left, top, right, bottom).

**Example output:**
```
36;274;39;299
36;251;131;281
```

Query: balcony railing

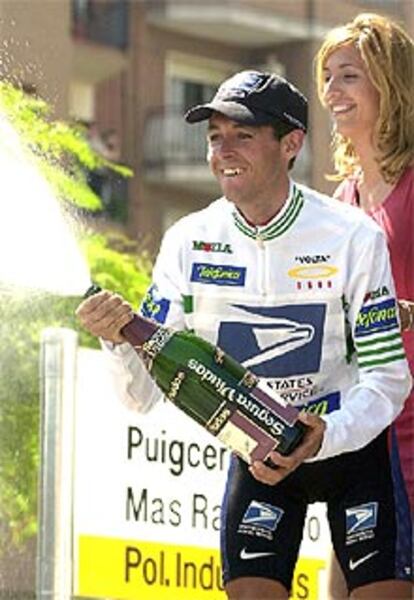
71;0;129;50
144;108;208;168
143;108;219;191
143;107;310;188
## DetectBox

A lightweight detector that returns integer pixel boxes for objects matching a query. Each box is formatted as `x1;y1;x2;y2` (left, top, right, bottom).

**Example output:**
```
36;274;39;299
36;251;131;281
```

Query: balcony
145;0;325;47
143;107;311;191
71;0;128;83
143;108;219;193
72;0;129;48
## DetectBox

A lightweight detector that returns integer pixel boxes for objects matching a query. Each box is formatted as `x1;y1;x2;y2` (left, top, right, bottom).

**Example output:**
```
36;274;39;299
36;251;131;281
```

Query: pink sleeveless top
335;167;414;368
335;167;414;509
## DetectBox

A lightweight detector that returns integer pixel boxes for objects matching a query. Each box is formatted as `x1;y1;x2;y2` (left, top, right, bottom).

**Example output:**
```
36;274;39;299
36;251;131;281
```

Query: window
165;52;238;111
169;78;216;112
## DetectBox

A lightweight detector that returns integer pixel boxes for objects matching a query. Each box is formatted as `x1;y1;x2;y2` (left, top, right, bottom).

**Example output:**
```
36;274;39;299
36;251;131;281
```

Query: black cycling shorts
221;430;412;593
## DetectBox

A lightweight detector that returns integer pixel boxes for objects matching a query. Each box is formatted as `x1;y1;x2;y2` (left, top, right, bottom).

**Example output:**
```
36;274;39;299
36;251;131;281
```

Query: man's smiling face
207;113;288;212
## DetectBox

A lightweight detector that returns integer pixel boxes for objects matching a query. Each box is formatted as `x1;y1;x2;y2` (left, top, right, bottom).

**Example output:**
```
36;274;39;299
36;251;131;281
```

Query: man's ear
281;129;305;160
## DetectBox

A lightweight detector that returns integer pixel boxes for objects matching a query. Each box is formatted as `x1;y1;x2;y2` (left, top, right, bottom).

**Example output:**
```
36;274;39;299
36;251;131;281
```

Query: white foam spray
0;112;91;296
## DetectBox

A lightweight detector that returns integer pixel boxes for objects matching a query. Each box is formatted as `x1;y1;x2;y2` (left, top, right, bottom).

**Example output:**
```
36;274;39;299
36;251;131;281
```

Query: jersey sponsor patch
287;264;338;280
140;284;170;324
355;298;398;336
218;304;326;377
363;286;390;303
301;391;340;415
354;295;404;368
190;263;246;287
192;240;233;253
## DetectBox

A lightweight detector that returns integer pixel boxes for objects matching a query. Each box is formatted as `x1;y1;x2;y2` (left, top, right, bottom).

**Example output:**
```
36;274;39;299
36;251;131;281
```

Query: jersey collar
231;182;304;241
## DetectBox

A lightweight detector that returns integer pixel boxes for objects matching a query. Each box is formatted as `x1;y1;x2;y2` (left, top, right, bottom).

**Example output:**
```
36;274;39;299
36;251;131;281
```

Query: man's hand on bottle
76;289;135;344
248;412;326;486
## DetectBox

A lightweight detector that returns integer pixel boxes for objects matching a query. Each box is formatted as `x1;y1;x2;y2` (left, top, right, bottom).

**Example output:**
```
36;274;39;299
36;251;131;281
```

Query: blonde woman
316;12;413;598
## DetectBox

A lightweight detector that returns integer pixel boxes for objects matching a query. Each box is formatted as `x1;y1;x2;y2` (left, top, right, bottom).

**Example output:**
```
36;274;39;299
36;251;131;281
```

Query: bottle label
217;421;260;463
187;358;287;438
142;328;174;359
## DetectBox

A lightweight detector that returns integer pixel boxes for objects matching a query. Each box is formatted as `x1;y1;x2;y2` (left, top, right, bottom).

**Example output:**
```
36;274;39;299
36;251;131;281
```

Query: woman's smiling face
322;44;380;142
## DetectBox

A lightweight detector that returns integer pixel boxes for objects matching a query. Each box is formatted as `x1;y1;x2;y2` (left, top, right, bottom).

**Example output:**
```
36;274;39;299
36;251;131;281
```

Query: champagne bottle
85;285;307;464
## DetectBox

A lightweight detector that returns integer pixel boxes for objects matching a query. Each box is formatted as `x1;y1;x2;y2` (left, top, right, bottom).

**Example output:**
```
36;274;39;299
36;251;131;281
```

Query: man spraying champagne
77;70;411;600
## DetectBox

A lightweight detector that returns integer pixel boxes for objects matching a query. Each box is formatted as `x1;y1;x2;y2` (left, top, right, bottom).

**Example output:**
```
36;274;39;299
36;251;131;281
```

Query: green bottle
85;285;307;465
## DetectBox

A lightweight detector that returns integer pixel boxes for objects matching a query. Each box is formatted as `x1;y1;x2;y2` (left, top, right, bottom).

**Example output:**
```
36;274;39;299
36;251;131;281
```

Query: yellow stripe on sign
76;536;326;600
77;536;225;599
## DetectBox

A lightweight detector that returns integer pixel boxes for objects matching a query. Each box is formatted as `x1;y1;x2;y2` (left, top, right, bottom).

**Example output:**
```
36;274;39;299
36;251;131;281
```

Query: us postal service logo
241;500;284;531
218;303;326;378
237;500;284;542
345;502;378;544
191;263;246;287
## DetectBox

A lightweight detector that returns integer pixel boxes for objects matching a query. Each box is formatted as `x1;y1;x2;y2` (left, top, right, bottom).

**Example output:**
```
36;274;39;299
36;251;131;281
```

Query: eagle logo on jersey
218;304;326;377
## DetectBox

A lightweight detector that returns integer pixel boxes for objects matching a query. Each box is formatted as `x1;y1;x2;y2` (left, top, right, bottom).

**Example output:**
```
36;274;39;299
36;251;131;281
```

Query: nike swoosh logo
349;550;379;571
240;548;275;560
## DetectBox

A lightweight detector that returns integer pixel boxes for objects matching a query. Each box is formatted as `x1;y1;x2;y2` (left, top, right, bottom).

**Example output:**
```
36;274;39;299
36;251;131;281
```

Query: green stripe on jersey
233;186;304;241
355;332;401;348
182;295;193;314
359;352;406;369
260;189;304;240
357;342;403;358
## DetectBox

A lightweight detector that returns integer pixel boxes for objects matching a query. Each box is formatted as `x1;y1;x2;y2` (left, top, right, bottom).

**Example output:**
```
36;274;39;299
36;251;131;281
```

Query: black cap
185;70;308;132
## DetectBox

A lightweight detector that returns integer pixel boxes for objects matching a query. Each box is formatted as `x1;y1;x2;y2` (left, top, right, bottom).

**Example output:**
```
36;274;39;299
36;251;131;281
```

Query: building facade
1;0;412;256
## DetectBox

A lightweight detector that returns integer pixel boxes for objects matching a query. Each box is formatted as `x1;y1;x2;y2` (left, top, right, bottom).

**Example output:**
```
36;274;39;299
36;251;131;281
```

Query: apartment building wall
0;0;411;253
123;0;412;253
0;0;72;117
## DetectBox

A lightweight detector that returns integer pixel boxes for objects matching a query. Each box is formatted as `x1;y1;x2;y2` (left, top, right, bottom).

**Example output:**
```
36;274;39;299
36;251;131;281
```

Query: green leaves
0;82;132;211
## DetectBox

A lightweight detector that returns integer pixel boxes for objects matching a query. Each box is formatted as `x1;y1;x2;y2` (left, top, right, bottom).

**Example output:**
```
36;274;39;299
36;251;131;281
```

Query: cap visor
185;100;270;125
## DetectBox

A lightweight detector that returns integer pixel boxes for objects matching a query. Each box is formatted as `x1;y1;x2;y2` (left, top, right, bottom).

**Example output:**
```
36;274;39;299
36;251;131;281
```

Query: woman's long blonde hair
315;13;414;183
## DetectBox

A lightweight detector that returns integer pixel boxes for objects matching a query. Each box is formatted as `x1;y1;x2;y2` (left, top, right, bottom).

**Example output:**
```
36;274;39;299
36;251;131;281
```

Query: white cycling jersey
105;181;412;461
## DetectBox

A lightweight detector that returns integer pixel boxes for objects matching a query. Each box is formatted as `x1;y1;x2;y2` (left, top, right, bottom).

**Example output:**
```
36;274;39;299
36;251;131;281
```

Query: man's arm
76;289;134;344
316;227;412;459
75;288;163;413
76;225;187;413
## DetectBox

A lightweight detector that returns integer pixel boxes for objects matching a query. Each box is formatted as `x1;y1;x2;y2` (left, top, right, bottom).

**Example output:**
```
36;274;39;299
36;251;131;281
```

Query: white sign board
74;348;332;599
